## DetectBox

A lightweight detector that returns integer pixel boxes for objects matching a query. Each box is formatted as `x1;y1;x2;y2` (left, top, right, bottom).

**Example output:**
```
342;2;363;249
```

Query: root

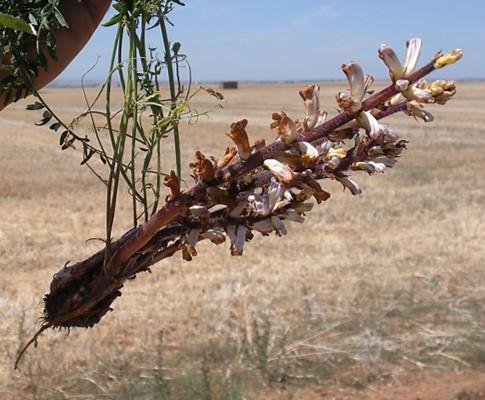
14;323;51;370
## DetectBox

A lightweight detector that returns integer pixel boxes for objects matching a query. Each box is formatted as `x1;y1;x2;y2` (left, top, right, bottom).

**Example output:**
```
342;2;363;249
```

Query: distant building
220;81;238;89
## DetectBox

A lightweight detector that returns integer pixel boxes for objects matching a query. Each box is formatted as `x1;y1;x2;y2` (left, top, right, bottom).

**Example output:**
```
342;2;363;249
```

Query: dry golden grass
1;81;485;399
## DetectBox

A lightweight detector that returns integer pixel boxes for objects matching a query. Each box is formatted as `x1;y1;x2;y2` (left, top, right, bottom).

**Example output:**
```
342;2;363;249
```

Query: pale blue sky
58;0;484;84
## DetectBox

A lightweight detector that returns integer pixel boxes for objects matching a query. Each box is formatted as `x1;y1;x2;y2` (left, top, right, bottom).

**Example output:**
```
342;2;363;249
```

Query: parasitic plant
0;1;463;367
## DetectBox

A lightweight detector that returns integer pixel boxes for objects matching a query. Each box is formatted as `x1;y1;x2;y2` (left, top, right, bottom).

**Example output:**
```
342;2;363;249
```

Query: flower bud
428;80;456;105
434;49;464;69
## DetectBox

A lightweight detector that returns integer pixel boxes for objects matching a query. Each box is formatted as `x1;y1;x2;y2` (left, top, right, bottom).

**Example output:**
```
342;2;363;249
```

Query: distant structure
220;81;238;89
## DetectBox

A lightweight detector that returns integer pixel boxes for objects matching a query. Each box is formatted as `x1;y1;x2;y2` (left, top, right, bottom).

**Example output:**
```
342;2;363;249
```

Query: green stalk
130;23;138;228
160;15;182;180
106;19;136;248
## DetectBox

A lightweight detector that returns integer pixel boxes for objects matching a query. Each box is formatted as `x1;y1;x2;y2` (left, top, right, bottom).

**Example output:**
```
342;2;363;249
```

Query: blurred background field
0;81;485;399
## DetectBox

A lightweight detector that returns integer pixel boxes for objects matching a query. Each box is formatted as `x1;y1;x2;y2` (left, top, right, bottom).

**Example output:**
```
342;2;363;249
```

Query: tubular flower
186;228;201;246
379;45;404;81
405;101;434;122
356;111;383;140
270;216;287;236
253;138;266;151
337;62;366;113
201;229;226;245
325;147;347;170
298;142;320;168
247;193;270;216
404;85;434;103
189;205;210;220
282;209;305;223
352;161;386;174
271;112;299;144
182;243;197;261
300;174;330;203
163;170;180;199
379;38;422;81
299;84;321;130
189;151;215;182
227;225;246;256
294;202;314;213
335;175;362;195
216;147;238;169
434;49;464;69
226;119;251;160
252;219;274;234
343;62;365;101
264;159;295;184
403;38;422;76
267;177;283;212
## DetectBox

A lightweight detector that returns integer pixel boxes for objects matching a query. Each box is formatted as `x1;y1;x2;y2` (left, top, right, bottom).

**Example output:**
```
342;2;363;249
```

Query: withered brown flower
163;170;180;199
189;151;215;182
270;112;299;144
226;119;251;160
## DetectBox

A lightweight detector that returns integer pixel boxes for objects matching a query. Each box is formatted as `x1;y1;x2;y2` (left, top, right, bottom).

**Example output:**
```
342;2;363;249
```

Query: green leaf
54;10;68;28
172;42;181;55
35;110;53;126
49;122;62;131
0;13;35;34
102;13;123;27
26;101;44;110
59;130;69;146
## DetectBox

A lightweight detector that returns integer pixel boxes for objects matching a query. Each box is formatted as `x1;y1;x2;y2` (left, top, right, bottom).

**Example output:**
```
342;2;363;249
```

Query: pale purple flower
271;216;287;236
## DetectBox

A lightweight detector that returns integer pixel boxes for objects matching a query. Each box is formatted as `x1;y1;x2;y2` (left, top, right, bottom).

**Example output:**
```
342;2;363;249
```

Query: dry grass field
1;81;485;399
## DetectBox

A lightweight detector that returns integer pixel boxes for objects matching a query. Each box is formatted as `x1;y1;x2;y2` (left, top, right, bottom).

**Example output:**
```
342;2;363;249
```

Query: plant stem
160;15;182;180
